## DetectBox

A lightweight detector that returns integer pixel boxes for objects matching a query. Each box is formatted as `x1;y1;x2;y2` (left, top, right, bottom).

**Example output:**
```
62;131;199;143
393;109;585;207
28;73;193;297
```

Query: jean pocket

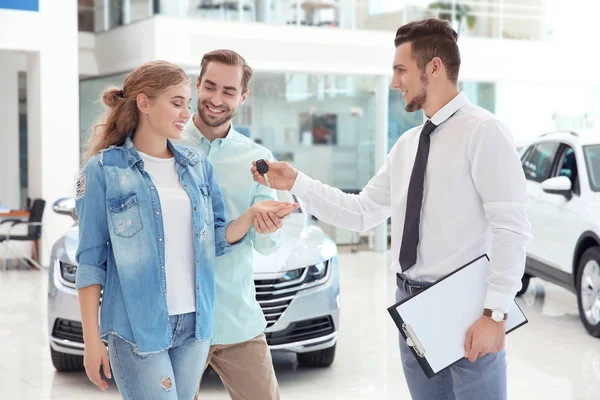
107;192;143;238
199;184;214;226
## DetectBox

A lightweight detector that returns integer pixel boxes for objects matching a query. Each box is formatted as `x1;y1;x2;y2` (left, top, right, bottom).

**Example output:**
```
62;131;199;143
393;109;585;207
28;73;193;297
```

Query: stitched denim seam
110;335;134;399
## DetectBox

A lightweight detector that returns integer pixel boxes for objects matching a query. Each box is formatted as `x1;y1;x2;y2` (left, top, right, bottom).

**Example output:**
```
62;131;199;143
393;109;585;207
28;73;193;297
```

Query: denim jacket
75;137;243;354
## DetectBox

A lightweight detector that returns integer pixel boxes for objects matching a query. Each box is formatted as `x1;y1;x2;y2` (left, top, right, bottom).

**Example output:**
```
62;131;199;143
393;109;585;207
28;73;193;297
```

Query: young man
251;19;532;400
179;50;281;400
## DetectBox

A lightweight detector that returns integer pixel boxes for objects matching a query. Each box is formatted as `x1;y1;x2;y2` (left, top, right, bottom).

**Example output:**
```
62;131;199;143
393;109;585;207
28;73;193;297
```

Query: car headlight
279;261;329;286
305;261;327;283
59;261;77;284
280;267;304;282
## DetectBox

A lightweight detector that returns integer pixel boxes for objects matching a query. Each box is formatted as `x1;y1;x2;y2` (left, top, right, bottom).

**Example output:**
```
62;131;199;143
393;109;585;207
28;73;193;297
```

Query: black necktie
399;120;437;272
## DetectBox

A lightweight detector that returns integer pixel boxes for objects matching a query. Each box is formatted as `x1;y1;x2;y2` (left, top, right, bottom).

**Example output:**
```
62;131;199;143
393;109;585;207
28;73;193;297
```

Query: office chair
0;198;46;272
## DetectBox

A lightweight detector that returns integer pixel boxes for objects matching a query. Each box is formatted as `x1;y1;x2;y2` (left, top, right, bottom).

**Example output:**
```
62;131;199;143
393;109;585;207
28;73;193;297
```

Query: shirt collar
184;114;238;149
429;92;469;126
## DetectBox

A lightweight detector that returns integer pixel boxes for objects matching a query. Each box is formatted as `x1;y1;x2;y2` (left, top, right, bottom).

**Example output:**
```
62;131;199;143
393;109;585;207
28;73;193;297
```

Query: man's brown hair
394;18;461;84
199;49;253;92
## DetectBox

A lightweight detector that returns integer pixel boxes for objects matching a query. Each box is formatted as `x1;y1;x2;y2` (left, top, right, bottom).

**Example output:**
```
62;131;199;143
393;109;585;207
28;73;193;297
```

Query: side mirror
541;176;572;200
52;197;76;219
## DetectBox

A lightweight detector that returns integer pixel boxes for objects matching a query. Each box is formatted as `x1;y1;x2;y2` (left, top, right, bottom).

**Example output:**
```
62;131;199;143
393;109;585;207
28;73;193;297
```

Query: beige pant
195;333;280;400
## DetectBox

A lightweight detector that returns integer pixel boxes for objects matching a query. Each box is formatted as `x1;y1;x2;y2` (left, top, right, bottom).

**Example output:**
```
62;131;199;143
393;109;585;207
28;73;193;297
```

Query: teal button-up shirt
178;117;281;345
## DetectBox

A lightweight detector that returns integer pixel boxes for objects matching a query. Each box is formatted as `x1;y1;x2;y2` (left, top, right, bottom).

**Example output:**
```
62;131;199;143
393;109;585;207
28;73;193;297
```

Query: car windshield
583;145;600;192
277;190;302;213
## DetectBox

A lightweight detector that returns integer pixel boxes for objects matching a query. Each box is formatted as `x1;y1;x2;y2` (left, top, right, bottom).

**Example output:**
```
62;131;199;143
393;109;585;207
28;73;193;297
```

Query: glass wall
360;0;553;40
494;82;600;144
79;73;129;158
78;0;95;32
81;0;564;43
80;70;600;190
387;81;496;153
388;89;423;152
224;72;377;191
18;71;28;209
79;71;376;191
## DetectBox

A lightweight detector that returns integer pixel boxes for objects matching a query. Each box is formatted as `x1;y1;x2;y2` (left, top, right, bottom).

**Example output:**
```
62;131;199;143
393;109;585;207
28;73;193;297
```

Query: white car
519;130;600;337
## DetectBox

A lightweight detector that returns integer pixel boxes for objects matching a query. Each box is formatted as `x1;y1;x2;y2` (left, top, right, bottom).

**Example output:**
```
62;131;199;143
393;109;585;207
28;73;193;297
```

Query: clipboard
387;254;528;379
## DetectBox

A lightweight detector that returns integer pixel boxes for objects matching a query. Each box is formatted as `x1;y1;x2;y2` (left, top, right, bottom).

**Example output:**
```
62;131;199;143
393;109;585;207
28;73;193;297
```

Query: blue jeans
396;284;507;400
108;312;210;400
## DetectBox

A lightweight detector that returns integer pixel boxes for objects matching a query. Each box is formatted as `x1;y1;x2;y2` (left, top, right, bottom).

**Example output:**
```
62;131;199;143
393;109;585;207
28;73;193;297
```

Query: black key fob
256;159;269;175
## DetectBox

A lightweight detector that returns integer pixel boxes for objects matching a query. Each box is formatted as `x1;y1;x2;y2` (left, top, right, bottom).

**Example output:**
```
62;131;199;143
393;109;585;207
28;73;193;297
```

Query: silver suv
47;192;340;372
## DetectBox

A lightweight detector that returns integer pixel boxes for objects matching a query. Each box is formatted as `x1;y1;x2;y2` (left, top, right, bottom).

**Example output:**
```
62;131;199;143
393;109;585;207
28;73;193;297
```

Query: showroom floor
1;250;599;400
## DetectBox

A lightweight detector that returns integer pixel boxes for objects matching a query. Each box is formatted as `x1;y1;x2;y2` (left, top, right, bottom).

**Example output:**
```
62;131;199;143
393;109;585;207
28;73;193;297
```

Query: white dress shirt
291;92;532;313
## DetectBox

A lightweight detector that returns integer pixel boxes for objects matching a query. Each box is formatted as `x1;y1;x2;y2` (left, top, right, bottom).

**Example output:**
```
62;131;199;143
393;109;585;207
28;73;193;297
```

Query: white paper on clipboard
393;255;527;375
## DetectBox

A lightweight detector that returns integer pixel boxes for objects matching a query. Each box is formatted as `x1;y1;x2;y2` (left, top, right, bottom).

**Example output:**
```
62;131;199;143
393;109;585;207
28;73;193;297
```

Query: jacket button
156;212;160;216
159;237;163;242
161;265;165;270
121;204;124;208
150;186;155;190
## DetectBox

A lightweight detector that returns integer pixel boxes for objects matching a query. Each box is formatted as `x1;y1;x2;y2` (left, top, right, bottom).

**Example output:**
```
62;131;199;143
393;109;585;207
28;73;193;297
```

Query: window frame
551;143;581;196
583;145;600;192
521;141;560;183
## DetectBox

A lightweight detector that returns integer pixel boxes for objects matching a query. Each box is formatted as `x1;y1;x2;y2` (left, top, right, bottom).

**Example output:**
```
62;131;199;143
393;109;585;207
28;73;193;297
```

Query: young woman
75;60;296;399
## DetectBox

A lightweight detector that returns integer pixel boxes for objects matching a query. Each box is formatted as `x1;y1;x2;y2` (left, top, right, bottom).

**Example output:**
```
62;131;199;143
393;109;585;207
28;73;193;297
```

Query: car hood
252;214;337;274
62;214;337;275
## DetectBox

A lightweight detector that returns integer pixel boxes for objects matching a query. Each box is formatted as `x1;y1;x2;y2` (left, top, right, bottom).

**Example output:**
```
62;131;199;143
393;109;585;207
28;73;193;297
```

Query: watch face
492;309;504;322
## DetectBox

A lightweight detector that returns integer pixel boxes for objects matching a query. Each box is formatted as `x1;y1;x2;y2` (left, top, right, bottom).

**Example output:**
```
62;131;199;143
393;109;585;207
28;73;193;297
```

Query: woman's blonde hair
83;60;190;163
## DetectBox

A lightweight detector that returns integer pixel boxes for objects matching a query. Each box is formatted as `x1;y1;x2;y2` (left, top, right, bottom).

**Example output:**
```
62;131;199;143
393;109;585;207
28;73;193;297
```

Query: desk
0;210;38;266
0;210;30;218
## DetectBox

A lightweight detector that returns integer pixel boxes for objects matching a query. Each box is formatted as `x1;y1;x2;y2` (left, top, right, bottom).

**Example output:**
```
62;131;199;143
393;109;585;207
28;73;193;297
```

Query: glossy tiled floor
1;250;600;399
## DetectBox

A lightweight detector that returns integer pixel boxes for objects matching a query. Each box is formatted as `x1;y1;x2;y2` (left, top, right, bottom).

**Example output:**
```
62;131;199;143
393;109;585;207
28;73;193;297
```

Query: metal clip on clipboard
402;323;425;358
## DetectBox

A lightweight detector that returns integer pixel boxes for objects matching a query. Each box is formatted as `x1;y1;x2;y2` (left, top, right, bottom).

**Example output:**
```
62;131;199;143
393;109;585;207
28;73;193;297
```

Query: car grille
53;319;84;343
254;268;311;328
254;287;297;328
265;316;334;346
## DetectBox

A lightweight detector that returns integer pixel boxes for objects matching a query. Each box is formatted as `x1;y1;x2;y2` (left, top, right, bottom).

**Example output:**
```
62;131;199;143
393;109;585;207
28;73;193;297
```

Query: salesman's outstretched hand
464;316;505;362
251;160;298;191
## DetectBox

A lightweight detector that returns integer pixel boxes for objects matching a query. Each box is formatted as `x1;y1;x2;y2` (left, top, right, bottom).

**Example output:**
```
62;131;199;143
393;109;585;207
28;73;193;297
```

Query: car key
256;159;269;174
256;159;270;187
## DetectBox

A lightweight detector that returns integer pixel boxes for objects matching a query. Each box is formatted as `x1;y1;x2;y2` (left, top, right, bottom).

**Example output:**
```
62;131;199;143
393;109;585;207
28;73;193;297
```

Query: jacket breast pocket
107;192;143;238
199;184;214;225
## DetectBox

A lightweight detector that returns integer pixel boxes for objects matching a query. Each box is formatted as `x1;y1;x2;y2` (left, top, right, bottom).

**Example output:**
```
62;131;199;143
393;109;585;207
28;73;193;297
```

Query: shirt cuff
483;290;513;314
290;171;311;197
215;221;247;256
75;264;106;289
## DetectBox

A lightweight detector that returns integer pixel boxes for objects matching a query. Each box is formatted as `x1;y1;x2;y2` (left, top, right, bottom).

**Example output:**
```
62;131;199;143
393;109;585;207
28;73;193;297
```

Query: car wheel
576;247;600;338
296;344;336;368
516;274;531;297
50;347;85;372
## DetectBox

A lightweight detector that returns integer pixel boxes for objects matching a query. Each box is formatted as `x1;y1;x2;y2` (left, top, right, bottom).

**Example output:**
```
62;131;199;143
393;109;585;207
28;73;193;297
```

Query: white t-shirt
139;151;196;315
